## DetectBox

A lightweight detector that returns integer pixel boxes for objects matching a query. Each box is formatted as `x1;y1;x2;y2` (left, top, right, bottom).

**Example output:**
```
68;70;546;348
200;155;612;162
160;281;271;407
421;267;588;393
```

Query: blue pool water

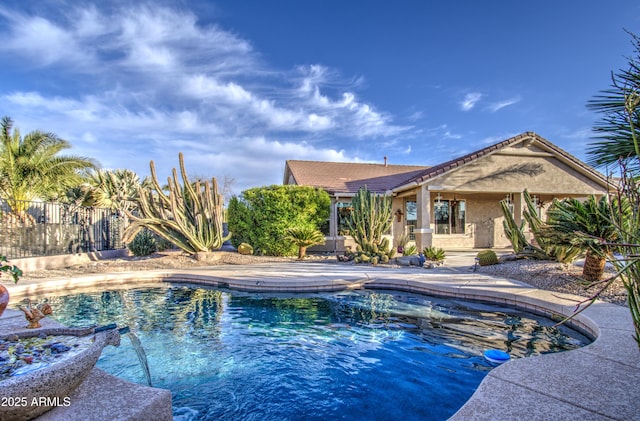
35;286;590;420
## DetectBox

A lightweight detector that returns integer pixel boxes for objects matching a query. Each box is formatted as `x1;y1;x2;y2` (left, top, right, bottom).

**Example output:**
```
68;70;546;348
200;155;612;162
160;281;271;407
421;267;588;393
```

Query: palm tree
545;195;622;283
285;226;325;259
585;30;640;349
0;117;97;212
586;31;640;169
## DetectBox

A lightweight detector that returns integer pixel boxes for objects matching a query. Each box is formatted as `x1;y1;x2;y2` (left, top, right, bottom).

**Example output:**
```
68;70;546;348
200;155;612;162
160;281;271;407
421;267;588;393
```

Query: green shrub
227;185;330;256
129;229;157;256
154;235;174;252
0;255;21;283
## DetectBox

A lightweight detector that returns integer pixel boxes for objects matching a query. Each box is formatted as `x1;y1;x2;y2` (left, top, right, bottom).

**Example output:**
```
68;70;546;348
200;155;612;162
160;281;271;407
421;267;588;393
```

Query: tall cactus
500;199;527;254
347;186;393;261
124;153;230;255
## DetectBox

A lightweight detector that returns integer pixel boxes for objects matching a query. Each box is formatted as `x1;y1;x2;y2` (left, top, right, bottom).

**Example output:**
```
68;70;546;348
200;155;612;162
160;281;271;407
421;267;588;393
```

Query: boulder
194;252;223;263
396;256;423;266
238;243;254;255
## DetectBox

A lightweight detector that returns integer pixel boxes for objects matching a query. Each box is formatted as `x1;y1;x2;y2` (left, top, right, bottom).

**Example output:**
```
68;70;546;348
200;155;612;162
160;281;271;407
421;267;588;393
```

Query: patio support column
513;192;523;226
329;197;339;253
414;186;433;250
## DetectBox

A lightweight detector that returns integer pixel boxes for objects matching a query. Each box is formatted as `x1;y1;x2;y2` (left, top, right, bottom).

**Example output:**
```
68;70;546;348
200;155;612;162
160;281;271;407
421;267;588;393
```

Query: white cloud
297;65;330;94
81;132;97;144
443;130;462;140
0;14;86;66
0;2;413;192
182;75;253;103
407;111;423;121
460;92;482;111
487;96;521;112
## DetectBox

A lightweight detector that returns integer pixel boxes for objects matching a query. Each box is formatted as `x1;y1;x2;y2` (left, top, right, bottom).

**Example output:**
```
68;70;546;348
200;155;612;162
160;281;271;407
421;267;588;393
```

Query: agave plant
402;244;418;256
284;226;325;259
423;246;446;262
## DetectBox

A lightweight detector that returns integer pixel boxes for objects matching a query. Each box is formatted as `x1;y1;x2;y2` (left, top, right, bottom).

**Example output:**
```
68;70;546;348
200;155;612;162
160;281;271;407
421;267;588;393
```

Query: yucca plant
285;226;326;259
586;30;640;170
609;164;640;347
571;30;640;348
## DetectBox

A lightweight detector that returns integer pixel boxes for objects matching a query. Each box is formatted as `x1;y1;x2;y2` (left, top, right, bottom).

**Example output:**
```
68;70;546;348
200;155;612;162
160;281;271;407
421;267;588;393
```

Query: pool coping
4;261;640;420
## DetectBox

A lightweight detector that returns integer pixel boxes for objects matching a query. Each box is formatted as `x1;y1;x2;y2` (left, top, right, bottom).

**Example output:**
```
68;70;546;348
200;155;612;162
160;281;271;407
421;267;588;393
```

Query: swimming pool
34;285;590;420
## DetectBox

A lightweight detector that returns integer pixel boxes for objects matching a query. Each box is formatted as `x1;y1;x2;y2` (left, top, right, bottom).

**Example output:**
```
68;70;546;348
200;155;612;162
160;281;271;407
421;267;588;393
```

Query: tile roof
284;160;428;194
284;132;610;195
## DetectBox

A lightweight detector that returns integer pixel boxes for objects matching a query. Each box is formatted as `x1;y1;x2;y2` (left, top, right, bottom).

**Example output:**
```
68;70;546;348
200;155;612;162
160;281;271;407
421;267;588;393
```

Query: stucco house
283;132;612;252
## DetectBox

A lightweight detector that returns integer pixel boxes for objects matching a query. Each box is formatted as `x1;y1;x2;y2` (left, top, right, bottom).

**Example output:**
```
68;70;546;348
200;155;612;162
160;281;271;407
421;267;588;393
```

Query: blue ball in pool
484;349;510;365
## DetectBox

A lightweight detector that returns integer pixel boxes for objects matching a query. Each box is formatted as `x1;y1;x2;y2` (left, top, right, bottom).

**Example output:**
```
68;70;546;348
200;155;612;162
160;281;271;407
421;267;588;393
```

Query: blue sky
0;1;638;195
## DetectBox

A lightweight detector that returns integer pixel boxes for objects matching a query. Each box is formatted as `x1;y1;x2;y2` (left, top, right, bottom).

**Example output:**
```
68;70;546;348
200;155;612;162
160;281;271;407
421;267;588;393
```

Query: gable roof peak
393;131;608;189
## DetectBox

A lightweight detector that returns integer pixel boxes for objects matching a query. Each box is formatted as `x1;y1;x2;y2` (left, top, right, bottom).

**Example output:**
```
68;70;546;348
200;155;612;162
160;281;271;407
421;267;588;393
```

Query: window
405;200;417;240
434;199;465;234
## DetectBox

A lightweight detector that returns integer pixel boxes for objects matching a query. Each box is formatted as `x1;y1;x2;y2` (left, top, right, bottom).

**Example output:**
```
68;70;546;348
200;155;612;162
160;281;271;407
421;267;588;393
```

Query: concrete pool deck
3;251;639;420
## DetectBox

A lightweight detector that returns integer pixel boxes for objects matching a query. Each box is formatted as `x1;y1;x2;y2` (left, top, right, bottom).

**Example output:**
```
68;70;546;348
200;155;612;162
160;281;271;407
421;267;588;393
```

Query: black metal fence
0;199;127;259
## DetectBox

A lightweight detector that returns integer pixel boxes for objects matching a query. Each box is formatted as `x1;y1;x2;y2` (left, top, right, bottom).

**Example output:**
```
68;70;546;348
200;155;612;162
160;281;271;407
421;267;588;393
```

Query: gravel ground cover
477;259;628;306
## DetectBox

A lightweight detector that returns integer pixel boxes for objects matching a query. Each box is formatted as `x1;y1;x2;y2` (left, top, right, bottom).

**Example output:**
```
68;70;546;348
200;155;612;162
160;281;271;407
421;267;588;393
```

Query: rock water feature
0;324;131;420
0;333;94;380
